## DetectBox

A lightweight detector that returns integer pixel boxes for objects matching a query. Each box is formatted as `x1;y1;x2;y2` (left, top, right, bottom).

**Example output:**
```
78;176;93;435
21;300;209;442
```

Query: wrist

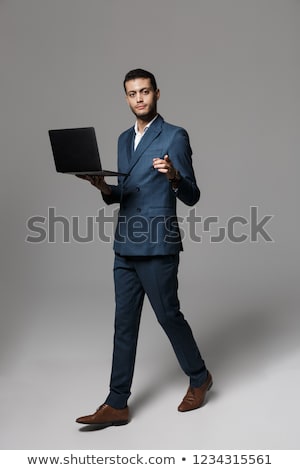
100;183;112;195
168;169;181;185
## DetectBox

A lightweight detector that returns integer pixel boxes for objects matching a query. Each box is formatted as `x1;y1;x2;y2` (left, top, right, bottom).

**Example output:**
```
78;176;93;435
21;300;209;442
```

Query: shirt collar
134;114;158;135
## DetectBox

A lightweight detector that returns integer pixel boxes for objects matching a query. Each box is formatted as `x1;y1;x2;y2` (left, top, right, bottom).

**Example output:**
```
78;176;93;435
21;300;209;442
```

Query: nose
136;92;144;103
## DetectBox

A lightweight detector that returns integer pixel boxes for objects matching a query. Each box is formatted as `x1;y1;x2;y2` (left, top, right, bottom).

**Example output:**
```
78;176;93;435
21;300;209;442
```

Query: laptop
48;127;128;176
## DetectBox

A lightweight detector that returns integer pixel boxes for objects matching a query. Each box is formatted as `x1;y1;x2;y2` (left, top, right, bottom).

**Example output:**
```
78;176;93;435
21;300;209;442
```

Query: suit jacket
103;114;200;256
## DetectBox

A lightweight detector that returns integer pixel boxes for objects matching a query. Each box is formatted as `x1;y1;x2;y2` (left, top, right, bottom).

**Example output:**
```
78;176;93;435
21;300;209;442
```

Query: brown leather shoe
178;371;213;412
76;404;129;426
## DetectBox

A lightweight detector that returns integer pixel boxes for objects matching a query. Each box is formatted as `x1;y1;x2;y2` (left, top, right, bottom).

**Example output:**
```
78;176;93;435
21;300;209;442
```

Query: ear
155;89;160;101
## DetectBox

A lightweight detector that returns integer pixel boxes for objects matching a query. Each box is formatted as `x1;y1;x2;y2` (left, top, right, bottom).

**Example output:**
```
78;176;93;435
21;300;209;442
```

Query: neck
136;112;157;133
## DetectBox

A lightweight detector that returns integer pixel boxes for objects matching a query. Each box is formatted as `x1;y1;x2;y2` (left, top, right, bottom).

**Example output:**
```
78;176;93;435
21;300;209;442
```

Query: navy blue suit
103;115;207;408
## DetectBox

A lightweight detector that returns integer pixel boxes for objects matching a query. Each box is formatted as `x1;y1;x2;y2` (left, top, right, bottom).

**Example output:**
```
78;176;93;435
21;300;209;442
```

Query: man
76;69;212;427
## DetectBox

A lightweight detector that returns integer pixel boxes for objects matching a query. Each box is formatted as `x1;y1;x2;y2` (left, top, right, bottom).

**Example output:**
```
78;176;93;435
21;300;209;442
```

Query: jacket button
136;208;141;212
136;187;140;192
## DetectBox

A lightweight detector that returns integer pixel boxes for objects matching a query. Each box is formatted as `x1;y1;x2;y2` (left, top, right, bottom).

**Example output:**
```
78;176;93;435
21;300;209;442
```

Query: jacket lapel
126;115;163;175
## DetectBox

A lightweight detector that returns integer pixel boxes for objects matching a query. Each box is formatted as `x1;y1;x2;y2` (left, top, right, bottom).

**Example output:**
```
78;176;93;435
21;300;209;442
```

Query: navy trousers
105;253;207;409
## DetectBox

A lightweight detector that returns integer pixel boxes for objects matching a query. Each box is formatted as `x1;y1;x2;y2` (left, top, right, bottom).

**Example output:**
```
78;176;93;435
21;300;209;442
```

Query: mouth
136;105;146;110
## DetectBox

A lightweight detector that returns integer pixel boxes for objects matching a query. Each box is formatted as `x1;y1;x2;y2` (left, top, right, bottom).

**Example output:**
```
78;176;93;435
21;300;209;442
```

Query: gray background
0;0;299;449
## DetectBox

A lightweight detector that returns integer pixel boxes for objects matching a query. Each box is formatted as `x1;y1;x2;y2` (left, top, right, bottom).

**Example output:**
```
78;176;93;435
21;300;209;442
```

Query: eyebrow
127;87;151;94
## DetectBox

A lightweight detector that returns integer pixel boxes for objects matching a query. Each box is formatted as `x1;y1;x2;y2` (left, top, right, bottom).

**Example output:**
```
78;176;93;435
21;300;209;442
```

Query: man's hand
153;155;177;180
75;175;112;195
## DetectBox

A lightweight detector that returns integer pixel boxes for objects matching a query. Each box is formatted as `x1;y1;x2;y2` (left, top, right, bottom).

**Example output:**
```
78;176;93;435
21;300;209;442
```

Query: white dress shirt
134;114;158;150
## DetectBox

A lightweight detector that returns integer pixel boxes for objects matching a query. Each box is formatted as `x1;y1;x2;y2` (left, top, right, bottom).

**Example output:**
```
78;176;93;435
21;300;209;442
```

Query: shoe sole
77;419;129;426
111;420;129;426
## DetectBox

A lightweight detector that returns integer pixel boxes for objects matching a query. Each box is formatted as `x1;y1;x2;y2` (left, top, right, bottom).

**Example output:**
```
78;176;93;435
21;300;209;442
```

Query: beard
131;103;157;122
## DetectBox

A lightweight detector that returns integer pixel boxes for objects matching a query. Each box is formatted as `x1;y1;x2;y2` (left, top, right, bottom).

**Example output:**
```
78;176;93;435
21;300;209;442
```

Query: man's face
125;78;160;121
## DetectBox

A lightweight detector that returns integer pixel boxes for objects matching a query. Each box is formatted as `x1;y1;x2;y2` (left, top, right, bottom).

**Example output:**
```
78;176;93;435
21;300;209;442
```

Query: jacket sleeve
168;128;200;206
101;184;122;205
102;132;127;205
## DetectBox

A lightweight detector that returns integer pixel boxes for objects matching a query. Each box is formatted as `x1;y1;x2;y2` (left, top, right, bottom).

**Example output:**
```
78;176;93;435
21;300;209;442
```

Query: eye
128;92;136;98
142;89;150;95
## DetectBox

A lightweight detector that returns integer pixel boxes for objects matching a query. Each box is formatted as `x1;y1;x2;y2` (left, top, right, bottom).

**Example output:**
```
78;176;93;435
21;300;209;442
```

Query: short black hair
123;69;158;93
